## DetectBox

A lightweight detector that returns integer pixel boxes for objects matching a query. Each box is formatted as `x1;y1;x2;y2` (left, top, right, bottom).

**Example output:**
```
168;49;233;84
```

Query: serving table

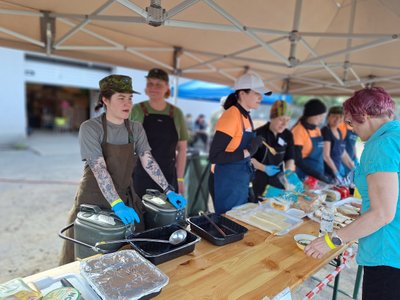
24;219;347;299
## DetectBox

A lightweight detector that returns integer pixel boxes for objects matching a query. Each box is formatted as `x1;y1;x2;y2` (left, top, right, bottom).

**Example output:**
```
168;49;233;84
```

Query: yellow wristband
111;198;123;207
177;178;184;182
324;233;336;250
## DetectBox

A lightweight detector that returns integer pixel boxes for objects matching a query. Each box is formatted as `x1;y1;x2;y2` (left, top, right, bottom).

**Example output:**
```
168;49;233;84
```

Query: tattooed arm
139;151;169;191
87;156;120;205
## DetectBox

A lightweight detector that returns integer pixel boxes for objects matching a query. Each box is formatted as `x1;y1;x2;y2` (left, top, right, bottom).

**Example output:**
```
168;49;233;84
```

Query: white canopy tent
1;0;400;95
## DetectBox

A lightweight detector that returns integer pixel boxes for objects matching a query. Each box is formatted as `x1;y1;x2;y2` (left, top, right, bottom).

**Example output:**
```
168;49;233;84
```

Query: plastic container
294;234;317;250
80;250;169;300
128;224;201;265
142;190;185;229
319;202;335;237
187;213;248;246
226;204;303;236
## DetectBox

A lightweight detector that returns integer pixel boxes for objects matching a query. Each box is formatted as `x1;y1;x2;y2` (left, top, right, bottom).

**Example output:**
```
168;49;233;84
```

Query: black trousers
362;265;400;300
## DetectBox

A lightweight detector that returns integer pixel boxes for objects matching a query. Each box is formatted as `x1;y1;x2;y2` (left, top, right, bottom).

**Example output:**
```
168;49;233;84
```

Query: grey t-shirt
79;114;151;161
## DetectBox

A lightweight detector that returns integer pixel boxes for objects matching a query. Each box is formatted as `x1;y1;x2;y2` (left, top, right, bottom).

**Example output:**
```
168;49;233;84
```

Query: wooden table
24;219;346;299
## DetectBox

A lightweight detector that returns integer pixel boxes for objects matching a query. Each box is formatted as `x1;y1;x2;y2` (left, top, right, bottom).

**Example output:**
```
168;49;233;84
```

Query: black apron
296;126;325;181
133;103;179;198
59;113;144;265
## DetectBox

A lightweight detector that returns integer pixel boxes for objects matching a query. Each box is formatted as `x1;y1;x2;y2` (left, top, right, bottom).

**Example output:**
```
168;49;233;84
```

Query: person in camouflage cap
59;73;188;265
95;75;140;111
251;99;296;198
99;75;140;94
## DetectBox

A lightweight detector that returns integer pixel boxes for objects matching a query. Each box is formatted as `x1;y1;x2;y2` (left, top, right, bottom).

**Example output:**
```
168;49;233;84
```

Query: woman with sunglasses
305;87;400;300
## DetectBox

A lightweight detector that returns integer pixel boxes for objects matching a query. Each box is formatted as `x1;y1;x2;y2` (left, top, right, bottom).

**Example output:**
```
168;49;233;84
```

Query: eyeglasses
344;119;352;126
344;114;365;126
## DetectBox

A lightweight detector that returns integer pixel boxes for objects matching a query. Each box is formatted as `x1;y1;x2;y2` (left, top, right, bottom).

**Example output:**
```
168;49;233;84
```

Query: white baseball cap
234;73;272;95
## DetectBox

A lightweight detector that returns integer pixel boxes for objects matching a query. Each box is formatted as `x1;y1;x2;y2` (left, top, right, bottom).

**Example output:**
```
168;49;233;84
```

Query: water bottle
319;202;335;237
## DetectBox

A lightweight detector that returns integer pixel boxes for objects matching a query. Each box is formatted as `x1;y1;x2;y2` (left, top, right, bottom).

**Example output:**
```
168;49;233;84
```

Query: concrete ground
0;131;362;299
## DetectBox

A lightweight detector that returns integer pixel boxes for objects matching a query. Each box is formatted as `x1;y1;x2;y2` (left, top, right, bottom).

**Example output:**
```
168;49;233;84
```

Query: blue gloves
111;201;140;225
335;172;345;185
264;165;281;176
166;191;187;209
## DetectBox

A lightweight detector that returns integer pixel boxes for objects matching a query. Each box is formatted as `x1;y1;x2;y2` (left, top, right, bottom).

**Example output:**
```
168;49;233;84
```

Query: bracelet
177;177;184;182
324;233;336;250
111;198;123;207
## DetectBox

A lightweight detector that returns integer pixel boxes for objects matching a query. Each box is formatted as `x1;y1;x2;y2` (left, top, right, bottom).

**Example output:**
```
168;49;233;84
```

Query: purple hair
343;87;395;123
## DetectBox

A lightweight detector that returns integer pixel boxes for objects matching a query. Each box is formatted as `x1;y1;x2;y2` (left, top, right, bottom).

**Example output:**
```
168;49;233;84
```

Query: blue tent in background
175;80;292;104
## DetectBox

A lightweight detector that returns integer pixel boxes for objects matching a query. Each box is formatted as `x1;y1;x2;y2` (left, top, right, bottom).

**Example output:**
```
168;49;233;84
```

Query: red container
304;176;318;189
333;186;350;199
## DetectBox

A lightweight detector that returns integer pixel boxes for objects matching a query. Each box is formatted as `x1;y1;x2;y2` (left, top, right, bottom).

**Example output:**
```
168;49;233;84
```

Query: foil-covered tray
80;250;169;300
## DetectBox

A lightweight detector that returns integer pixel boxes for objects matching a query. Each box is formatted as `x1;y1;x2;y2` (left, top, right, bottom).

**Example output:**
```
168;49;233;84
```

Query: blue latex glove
111;201;140;225
285;170;304;193
166;191;187;209
335;172;344;185
264;165;281;176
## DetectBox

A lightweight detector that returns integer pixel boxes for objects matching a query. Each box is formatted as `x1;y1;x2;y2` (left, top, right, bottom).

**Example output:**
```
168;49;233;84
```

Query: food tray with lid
80;250;168;300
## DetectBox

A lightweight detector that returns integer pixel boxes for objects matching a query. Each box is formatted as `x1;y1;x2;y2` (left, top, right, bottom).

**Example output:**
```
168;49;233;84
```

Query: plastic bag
0;278;41;300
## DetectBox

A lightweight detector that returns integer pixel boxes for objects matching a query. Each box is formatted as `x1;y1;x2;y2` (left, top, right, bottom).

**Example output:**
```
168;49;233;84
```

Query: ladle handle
200;212;227;237
95;238;171;248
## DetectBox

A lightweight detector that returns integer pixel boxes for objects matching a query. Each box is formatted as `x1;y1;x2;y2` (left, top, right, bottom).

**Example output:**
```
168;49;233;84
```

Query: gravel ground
0;131;362;299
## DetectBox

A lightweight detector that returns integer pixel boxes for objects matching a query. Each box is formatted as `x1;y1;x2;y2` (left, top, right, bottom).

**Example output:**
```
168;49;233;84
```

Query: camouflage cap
99;75;140;94
270;100;292;119
146;68;169;83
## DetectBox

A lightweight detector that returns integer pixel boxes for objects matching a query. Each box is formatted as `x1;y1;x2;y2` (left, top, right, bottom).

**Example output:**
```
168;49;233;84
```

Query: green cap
99;75;140;94
146;68;169;83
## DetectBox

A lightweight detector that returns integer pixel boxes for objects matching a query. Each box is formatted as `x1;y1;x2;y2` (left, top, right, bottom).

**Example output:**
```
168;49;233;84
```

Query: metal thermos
74;204;132;259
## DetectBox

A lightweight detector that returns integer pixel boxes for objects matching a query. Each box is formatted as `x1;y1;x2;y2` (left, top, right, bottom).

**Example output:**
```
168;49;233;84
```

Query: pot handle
58;223;110;254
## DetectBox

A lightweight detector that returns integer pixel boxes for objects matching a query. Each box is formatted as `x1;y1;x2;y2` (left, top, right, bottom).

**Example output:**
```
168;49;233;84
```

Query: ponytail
223;92;238;110
95;90;115;112
223;89;251;110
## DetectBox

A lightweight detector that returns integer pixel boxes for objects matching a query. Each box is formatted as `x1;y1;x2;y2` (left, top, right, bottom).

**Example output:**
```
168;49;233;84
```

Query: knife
60;278;86;300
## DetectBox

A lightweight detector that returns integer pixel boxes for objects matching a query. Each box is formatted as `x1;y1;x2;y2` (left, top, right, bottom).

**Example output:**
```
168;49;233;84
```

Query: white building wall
24;59;109;89
0;48;26;145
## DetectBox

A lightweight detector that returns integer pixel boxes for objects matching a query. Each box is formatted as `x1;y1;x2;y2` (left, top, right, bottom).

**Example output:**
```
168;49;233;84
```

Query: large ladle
94;229;187;249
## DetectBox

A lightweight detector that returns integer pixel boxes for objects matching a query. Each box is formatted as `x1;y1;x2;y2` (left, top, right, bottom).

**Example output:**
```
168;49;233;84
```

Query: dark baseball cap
99;75;140;94
146;68;169;83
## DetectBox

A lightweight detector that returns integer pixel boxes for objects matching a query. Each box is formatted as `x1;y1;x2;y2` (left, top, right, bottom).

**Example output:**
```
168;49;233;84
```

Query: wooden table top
24;219;346;299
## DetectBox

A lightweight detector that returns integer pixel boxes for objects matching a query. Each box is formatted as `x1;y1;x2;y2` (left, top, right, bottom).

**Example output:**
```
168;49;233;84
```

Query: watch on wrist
331;231;343;246
163;184;175;194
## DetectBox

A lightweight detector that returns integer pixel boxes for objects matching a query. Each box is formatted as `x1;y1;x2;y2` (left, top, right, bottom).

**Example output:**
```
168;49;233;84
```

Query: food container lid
77;209;126;229
142;190;176;212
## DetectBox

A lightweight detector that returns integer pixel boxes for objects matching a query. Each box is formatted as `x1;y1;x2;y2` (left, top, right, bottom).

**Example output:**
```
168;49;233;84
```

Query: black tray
187;213;248;246
128;224;200;265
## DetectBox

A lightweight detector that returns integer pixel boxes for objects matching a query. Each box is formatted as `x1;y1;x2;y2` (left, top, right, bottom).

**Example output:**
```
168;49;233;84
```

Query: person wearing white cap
209;73;272;214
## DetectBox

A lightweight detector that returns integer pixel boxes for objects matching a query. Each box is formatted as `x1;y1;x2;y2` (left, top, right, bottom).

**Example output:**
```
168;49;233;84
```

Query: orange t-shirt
291;122;322;158
215;106;252;152
338;122;348;139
